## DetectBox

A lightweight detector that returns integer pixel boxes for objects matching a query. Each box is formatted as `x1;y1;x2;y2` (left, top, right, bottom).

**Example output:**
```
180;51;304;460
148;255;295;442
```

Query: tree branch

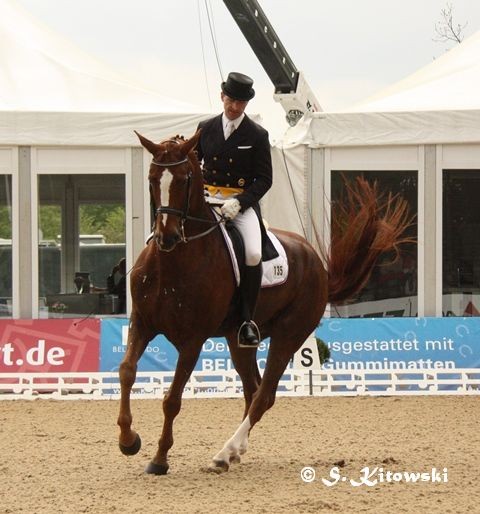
433;3;467;44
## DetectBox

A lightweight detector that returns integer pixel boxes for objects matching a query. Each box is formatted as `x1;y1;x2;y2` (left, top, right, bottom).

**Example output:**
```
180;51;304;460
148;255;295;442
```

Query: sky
12;0;480;139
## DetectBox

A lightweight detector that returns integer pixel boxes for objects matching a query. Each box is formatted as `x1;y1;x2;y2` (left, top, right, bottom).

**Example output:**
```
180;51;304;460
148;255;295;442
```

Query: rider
196;72;273;348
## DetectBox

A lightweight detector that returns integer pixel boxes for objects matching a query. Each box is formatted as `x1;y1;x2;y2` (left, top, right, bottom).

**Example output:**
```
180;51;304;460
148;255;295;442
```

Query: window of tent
0;175;12;318
443;169;480;317
37;174;126;318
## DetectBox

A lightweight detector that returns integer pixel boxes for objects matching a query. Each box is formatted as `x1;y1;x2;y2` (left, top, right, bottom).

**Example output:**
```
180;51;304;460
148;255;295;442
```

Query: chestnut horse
117;130;411;474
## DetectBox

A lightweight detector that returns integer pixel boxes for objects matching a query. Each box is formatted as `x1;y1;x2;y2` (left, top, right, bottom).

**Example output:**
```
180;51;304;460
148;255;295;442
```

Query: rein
150;156;225;243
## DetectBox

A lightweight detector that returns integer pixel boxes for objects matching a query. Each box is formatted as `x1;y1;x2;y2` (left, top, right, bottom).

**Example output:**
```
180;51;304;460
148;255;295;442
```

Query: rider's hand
221;198;241;220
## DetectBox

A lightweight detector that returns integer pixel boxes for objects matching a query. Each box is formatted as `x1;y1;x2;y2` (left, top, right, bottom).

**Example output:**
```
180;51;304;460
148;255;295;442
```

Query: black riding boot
238;263;262;348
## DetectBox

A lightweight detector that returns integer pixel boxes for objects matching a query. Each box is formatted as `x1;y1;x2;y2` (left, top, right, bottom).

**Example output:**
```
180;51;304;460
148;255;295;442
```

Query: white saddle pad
217;215;289;288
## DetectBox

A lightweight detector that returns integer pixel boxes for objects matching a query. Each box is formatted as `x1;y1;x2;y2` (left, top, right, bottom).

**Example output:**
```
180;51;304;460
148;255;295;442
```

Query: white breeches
230;207;262;266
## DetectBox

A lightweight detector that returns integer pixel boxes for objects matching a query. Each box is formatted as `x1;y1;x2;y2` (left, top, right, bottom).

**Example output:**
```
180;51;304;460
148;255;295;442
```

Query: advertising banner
99;318;270;372
4;316;476;378
316;317;480;371
100;318;177;372
0;319;100;373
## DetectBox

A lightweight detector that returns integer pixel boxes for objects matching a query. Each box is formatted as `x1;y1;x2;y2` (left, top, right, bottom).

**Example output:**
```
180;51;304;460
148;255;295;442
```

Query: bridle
150;146;225;243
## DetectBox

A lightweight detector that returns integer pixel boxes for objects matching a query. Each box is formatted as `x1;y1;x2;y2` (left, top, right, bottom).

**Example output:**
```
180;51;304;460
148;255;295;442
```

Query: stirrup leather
237;320;261;348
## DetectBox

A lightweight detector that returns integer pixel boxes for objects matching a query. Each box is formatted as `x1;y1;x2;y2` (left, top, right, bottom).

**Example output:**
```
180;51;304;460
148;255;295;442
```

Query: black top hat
221;72;255;101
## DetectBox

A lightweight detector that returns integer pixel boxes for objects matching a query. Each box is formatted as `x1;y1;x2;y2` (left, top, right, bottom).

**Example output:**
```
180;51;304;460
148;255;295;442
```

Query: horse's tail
327;176;414;304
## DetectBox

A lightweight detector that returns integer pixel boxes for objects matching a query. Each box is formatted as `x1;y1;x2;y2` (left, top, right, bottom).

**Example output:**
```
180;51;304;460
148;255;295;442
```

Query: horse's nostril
158;232;181;251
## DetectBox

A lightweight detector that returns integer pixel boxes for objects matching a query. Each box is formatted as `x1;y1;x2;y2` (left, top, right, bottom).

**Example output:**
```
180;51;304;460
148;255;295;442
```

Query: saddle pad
260;232;289;288
216;211;289;288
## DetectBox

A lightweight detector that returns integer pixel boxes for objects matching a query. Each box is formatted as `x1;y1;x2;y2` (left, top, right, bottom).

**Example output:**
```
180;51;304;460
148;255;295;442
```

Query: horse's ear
181;129;201;155
134;130;158;155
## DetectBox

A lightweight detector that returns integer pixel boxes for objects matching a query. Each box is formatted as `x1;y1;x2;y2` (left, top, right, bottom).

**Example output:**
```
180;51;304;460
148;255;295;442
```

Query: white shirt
222;113;244;139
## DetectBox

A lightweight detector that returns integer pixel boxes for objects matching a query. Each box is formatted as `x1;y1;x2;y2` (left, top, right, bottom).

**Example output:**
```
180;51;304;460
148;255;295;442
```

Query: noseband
150;149;224;243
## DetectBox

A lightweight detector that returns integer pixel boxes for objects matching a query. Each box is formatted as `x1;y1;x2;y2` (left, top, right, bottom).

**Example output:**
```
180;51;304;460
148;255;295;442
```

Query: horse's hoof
208;459;229;473
229;454;241;464
145;461;169;475
119;433;141;456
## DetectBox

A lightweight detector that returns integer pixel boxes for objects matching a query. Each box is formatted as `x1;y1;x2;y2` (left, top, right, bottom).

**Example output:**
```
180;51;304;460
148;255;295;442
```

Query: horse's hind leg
211;328;312;472
222;336;261;465
145;343;203;475
227;335;261;418
117;314;153;456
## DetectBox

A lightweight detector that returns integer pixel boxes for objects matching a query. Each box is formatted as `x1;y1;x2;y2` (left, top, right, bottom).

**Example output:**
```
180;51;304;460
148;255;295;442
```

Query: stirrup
237;320;261;348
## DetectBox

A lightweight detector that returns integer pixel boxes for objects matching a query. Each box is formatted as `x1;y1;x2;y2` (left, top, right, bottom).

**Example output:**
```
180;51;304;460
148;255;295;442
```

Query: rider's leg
231;208;262;347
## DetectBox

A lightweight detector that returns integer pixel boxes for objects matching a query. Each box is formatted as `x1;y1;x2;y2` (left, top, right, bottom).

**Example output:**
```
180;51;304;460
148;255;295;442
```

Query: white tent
351;30;480;113
266;31;480;317
277;30;480;148
0;0;210;146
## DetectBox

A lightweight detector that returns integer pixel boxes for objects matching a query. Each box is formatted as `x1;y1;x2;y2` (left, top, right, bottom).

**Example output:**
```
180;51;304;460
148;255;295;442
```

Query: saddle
209;204;289;288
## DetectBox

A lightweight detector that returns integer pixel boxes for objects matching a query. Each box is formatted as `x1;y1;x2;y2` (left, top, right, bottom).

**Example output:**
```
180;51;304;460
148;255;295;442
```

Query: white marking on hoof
212;416;251;469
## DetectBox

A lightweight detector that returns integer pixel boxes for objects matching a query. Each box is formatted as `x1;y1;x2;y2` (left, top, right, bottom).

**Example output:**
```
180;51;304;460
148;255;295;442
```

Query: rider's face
221;93;249;120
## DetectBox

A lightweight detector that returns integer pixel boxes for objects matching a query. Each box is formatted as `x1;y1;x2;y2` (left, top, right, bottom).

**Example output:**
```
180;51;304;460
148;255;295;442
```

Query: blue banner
316;317;480;371
100;317;480;375
100;319;177;372
99;318;270;372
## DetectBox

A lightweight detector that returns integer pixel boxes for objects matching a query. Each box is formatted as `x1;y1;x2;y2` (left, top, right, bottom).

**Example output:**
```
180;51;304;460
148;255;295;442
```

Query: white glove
221;198;241;220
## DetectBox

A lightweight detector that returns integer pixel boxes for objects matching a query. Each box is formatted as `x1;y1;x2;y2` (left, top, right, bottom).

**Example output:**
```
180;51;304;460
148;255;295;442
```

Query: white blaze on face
159;169;173;226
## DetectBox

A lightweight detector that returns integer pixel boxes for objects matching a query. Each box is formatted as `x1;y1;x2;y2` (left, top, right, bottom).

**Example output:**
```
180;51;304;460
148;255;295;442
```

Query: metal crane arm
223;0;321;125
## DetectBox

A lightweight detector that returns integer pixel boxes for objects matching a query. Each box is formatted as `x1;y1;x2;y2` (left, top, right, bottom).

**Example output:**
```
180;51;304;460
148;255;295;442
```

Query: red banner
0;319;100;373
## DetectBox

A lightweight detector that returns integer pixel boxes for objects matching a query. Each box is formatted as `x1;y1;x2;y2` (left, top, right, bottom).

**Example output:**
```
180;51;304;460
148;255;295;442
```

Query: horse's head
135;130;201;252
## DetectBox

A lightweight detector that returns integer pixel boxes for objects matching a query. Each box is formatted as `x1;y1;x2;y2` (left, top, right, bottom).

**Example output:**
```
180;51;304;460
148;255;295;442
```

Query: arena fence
0;368;479;400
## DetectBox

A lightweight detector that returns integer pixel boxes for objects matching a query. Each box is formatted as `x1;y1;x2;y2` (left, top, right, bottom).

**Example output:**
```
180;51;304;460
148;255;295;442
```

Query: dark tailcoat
196;114;272;211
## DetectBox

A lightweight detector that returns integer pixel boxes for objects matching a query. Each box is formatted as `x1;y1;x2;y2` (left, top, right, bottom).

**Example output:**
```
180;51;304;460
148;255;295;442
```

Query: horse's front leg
145;344;202;475
117;315;151;456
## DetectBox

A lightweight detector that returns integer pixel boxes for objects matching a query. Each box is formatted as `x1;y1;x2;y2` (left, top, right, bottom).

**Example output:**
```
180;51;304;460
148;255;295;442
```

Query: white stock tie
225;120;235;139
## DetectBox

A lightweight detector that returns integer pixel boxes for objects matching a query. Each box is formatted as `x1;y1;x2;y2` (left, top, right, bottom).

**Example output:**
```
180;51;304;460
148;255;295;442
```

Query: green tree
37;204;125;244
102;207;126;243
316;337;331;365
39;205;61;241
80;204;125;243
0;206;12;239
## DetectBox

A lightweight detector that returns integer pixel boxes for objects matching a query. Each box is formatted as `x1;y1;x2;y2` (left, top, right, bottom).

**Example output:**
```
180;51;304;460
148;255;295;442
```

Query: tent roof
350;30;480;113
279;30;480;148
0;0;210;146
0;0;201;113
279;109;480;148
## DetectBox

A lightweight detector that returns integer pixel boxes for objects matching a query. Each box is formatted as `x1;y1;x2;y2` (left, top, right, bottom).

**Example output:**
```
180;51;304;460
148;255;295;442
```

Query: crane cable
204;0;224;81
197;0;212;110
197;0;225;109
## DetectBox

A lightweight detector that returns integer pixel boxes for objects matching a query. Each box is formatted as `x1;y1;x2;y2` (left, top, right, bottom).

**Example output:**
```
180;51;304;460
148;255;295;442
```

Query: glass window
0;175;12;317
38;174;126;318
443;170;480;316
330;170;418;318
